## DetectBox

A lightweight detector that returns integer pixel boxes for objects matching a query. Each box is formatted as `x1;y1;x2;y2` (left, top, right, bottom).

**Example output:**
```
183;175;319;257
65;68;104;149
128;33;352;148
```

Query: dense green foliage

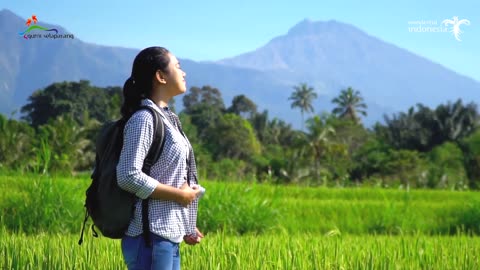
1;81;480;188
21;80;121;127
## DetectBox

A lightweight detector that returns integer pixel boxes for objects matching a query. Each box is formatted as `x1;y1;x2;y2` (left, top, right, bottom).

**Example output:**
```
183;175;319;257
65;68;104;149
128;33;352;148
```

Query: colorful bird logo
25;15;37;26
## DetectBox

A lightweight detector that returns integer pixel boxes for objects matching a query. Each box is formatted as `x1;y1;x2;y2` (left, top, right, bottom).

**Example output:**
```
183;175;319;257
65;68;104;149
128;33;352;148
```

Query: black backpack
78;106;165;245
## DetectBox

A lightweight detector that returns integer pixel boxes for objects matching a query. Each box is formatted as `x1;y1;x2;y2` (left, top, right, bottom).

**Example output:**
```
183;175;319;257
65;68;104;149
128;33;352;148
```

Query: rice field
2;230;479;270
1;174;480;269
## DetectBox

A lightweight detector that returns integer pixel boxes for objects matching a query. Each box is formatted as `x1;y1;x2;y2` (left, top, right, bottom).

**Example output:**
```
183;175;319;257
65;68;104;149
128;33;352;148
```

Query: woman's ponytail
121;76;142;119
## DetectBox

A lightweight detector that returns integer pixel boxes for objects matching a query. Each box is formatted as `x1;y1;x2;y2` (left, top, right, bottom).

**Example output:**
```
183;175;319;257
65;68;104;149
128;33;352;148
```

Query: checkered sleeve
116;110;158;199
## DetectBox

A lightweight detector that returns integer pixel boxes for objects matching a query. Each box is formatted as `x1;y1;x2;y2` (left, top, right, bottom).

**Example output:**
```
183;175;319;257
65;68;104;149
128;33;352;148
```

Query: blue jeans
121;233;181;270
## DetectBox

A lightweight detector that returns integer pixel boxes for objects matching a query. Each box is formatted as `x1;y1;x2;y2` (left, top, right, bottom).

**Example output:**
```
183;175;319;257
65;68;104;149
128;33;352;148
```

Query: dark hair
121;46;171;118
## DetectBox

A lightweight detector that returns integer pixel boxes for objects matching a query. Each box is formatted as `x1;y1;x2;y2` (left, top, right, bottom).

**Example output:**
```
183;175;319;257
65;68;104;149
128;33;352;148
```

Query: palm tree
433;99;478;142
381;100;479;152
305;116;335;183
250;110;268;143
36;112;100;173
0;115;34;169
289;83;317;130
331;87;367;124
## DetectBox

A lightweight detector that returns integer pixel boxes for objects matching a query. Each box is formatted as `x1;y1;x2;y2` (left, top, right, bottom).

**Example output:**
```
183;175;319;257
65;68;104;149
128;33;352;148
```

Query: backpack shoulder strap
140;106;166;174
138;105;166;248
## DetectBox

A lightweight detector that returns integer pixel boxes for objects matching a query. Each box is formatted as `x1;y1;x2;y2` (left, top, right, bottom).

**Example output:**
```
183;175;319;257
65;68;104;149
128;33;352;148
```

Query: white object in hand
192;184;206;199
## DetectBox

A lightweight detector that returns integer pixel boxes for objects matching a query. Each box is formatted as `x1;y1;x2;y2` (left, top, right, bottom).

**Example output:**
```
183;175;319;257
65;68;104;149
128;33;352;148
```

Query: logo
441;16;471;42
407;16;471;42
18;15;74;40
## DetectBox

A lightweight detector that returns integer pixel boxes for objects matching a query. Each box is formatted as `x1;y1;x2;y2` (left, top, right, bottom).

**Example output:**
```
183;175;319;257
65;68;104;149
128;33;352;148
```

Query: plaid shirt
117;99;199;242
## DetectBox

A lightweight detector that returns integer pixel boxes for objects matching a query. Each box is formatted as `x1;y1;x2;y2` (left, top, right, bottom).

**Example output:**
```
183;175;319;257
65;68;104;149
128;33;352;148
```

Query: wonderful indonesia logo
18;15;74;40
407;16;471;42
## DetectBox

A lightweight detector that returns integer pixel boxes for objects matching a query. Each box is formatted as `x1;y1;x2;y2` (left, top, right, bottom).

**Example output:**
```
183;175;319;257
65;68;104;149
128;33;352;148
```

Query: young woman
117;46;204;270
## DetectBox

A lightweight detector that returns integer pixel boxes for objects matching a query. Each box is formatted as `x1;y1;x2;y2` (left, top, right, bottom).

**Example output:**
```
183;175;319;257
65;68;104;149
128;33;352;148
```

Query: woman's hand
184;228;204;245
150;182;199;206
179;182;200;207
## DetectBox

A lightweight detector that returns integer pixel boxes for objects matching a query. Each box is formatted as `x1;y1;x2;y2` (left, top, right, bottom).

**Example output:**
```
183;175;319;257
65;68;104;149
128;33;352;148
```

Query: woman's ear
155;70;167;84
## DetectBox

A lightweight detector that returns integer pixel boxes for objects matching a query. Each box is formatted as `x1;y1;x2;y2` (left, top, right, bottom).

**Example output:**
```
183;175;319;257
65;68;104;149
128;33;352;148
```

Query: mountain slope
219;19;480;116
0;9;137;115
0;10;288;120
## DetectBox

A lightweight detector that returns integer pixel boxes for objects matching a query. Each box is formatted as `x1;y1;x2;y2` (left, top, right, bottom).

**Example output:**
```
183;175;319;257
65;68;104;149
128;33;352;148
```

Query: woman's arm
150;182;199;207
117;110;198;206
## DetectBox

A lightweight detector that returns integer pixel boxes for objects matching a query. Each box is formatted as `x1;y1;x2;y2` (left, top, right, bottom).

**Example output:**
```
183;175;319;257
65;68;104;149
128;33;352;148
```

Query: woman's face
163;53;187;96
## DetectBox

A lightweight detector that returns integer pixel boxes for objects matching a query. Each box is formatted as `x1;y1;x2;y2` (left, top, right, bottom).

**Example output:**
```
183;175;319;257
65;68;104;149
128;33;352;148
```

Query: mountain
1;10;480;127
0;9;289;120
219;19;480;121
0;9;137;116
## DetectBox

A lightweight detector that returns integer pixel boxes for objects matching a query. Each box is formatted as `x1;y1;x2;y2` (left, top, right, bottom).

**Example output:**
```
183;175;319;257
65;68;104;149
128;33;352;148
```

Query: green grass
1;175;480;235
2;174;480;269
1;230;479;270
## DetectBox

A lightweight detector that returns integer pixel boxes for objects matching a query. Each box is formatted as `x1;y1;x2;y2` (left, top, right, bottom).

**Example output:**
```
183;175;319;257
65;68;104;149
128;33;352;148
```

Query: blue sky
3;0;479;81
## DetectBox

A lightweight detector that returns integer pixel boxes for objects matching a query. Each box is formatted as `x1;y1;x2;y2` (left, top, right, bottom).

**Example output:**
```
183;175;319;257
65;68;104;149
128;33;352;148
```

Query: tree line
1;80;479;189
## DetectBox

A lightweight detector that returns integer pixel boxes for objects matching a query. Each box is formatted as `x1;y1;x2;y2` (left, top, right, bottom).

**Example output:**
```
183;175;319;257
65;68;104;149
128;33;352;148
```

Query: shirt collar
141;98;167;119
